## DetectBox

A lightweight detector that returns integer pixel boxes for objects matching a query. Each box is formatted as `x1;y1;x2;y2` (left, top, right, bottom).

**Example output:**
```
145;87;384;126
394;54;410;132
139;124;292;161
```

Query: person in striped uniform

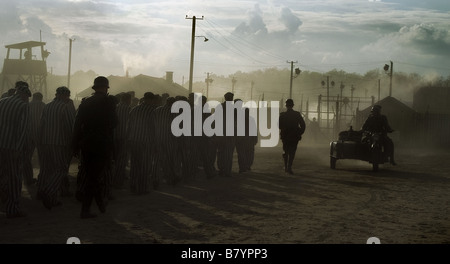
176;95;198;182
216;92;236;178
234;99;258;173
113;92;132;189
23;92;45;187
151;97;181;186
198;95;217;179
127;92;158;195
37;86;75;210
0;81;31;218
72;76;117;219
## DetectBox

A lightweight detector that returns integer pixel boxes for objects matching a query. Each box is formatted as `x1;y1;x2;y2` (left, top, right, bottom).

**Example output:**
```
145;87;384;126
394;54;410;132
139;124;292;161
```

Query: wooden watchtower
1;41;50;98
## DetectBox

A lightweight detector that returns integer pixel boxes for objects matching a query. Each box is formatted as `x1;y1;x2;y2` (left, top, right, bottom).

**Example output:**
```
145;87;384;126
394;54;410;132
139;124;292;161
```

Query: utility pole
389;60;393;97
205;72;213;98
251;80;255;101
186;15;204;94
350;85;355;115
378;79;381;102
67;38;74;89
384;61;393;97
321;76;335;132
326;76;330;130
287;60;298;99
231;77;237;94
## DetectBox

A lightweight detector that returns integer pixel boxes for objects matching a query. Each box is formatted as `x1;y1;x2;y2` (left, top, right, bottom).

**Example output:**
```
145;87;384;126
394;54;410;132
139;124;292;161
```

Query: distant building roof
359;96;416;116
356;96;417;134
76;74;189;99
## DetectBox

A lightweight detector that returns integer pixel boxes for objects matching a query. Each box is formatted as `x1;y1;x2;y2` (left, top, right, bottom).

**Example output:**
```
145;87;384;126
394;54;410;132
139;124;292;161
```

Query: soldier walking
278;99;306;174
72;76;117;219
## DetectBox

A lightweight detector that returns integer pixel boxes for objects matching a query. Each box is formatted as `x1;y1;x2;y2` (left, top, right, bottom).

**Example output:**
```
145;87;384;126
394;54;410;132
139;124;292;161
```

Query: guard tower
1;41;50;98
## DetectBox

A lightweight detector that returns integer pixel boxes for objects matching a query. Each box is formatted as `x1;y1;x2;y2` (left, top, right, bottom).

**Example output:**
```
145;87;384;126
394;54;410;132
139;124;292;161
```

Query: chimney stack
166;71;173;84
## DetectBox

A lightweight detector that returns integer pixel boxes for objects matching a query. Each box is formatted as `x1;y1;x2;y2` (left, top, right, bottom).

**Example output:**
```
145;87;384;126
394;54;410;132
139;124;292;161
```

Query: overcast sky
1;0;449;84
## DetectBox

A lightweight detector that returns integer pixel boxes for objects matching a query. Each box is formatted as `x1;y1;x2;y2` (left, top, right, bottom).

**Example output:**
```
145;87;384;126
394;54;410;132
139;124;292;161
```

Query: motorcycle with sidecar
329;126;389;172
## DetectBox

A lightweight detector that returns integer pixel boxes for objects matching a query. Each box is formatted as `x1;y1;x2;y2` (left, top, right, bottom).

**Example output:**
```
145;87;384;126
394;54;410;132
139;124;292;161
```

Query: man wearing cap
0;81;31;218
37;86;76;210
362;105;396;165
216;92;236;177
72;76;118;219
278;99;306;174
127;92;159;194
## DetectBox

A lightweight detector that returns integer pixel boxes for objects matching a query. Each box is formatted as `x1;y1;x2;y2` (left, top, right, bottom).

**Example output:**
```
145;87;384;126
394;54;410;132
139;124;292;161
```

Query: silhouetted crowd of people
0;77;259;219
1;76;399;220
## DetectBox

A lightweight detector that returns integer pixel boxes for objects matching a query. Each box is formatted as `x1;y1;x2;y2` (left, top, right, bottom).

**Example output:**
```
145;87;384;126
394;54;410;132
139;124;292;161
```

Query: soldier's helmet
371;105;381;113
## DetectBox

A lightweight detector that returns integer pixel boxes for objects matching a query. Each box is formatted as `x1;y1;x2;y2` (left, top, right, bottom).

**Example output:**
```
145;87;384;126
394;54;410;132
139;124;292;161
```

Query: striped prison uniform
152;104;181;186
0;95;30;216
23;99;45;185
37;98;75;207
72;92;117;214
235;108;258;173
216;101;236;177
127;103;157;194
113;102;131;188
179;104;200;182
197;109;217;179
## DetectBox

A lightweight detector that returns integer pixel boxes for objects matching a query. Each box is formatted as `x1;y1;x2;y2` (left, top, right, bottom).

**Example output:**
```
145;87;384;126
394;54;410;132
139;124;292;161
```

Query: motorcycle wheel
330;157;337;169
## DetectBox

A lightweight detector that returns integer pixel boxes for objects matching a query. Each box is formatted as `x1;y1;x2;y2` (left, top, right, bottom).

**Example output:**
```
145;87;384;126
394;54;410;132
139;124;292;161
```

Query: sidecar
329;127;388;171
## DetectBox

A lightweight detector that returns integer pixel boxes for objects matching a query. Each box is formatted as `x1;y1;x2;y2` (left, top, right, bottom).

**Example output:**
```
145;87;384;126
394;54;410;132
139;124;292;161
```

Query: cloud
280;7;303;33
1;0;449;82
233;4;268;36
362;23;450;57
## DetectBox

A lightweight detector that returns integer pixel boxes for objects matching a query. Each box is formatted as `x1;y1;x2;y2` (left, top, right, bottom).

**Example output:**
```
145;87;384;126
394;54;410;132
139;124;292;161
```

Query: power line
396;61;450;72
204;19;286;61
200;19;284;66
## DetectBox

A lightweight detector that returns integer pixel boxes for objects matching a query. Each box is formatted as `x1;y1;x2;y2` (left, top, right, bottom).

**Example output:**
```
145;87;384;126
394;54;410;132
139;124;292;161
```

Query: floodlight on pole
383;61;393;97
196;36;209;42
287;60;299;99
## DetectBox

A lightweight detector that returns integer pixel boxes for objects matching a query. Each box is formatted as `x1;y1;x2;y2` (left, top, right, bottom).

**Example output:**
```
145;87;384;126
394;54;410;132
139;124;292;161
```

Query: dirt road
1;142;449;244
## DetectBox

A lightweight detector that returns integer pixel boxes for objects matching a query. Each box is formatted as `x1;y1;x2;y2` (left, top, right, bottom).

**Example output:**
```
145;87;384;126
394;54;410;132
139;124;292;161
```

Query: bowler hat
92;76;109;89
285;99;294;106
224;92;234;101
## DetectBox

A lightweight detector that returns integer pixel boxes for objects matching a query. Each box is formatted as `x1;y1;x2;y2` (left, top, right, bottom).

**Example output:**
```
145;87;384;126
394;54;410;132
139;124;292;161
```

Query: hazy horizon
1;0;449;89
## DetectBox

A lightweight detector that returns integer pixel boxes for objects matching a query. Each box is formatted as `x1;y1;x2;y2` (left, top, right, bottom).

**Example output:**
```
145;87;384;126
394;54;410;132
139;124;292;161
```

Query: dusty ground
1;138;449;245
